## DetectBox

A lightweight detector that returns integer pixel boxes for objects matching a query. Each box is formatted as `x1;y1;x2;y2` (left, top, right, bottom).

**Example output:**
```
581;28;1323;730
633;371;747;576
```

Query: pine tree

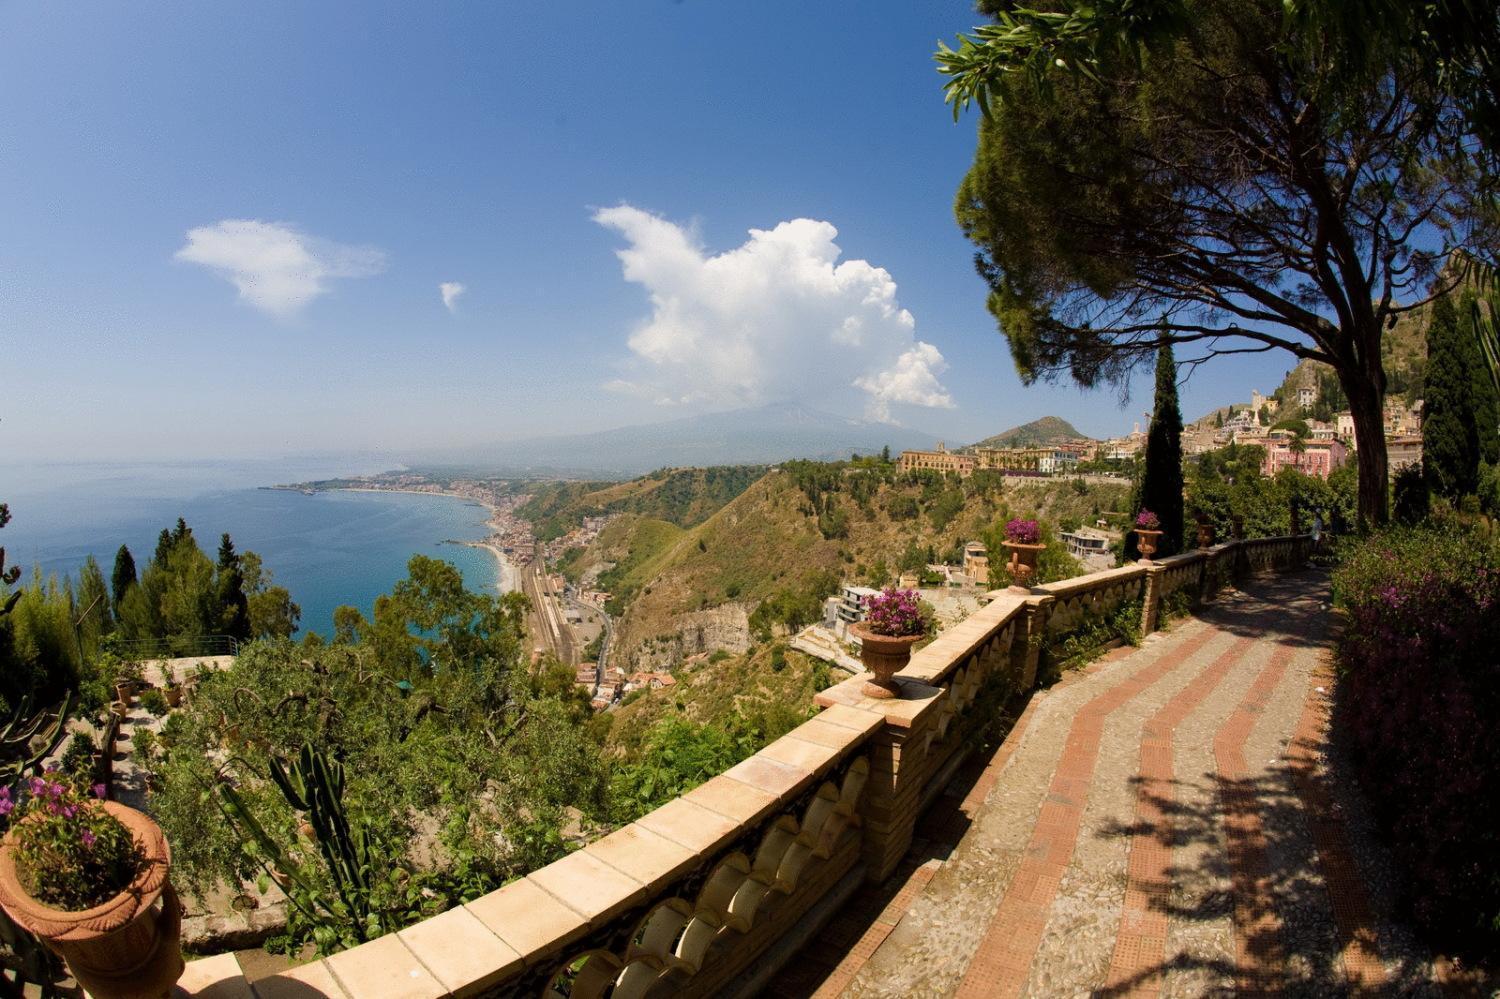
111;545;137;613
1132;342;1185;556
1423;296;1483;499
214;533;251;642
152;528;174;567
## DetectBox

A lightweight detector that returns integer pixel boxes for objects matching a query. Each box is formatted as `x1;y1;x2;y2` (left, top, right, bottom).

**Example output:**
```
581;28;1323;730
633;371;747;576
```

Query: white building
831;585;878;626
1039;449;1080;475
1297;385;1316;409
1060;527;1111;560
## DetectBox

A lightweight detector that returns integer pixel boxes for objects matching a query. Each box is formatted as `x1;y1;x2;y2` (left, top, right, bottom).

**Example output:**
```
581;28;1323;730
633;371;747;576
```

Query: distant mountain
416;403;941;478
970;416;1088;449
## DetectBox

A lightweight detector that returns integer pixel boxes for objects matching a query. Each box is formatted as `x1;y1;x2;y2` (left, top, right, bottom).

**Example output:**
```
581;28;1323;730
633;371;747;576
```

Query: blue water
0;459;502;637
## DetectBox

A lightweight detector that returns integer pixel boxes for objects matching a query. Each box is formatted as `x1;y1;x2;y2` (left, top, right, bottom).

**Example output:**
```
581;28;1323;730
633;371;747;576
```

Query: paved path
769;574;1480;998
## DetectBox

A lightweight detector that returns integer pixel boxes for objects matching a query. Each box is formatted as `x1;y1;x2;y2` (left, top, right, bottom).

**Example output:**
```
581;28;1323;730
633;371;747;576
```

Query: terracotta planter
162;686;181;709
113;682;132;706
1196;521;1215;549
1002;541;1046;588
0;802;183;998
109;702;128;722
1135;528;1163;561
849;623;922;700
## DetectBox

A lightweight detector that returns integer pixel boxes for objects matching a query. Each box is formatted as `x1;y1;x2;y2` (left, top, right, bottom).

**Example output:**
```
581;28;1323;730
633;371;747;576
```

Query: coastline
304;486;523;597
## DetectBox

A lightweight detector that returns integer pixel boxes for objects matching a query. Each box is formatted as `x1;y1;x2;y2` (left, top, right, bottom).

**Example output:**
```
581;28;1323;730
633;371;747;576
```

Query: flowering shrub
1004;518;1041;545
861;587;932;637
4;775;144;910
1134;509;1161;530
1332;524;1500;955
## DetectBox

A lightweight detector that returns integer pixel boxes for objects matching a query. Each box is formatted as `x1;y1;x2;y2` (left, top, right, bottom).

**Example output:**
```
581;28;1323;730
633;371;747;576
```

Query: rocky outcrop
621;604;752;672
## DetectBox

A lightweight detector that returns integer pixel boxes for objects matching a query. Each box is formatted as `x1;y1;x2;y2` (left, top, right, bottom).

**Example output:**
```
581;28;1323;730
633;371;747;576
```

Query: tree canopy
945;0;1498;526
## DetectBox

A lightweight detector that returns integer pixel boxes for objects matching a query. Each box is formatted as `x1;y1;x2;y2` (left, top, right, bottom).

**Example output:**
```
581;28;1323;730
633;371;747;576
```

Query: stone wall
176;535;1315;999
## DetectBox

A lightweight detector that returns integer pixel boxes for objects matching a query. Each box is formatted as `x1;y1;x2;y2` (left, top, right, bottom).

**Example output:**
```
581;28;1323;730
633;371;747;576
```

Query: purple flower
1005;518;1041;545
0;797;12;818
1135;509;1161;530
80;830;96;849
863;587;930;637
91;784;107;799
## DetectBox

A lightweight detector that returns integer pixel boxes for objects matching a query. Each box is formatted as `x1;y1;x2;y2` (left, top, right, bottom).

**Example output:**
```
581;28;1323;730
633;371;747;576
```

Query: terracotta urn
109;701;128;722
163;685;181;709
1196;520;1215;549
849;623;922;700
113;682;132;706
1002;541;1046;589
0;802;184;998
1135;529;1164;562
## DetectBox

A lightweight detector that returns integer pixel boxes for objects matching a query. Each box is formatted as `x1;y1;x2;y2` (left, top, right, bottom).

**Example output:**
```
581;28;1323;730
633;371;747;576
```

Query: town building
1297;385;1317;410
1060;527;1112;561
1387;434;1423;477
1038;449;1080;475
1261;438;1349;479
1335;411;1356;443
624;672;676;693
961;542;989;585
827;585;878;627
899;443;976;478
974;446;1044;472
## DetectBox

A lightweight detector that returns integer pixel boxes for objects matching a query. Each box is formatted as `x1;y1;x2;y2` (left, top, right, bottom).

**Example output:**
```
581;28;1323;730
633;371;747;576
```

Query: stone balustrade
176;534;1317;999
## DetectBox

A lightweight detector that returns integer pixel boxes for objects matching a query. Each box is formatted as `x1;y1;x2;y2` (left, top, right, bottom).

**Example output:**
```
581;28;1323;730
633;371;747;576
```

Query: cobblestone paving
769;573;1487;998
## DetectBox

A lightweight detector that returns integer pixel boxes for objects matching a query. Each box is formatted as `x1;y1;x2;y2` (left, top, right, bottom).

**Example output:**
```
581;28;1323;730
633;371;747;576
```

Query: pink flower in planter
1005;518;1041;545
1135;509;1161;530
862;587;932;637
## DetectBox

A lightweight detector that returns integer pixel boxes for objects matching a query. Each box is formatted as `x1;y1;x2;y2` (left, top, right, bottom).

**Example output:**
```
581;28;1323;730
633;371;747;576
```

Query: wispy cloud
439;281;466;313
593;205;953;421
175;219;385;318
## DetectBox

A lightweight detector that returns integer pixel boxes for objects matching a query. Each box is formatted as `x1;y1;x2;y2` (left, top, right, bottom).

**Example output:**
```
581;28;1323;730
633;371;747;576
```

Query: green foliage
140;688;169;718
1038;599;1143;684
1392;465;1430;525
9;777;144;912
519;466;764;541
1424;295;1489;500
748;570;839;640
946;0;1495;527
1131;344;1184;557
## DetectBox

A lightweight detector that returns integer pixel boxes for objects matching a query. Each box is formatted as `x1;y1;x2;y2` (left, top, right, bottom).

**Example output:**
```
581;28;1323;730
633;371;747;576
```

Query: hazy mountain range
412;406;1112;479
416;403;943;478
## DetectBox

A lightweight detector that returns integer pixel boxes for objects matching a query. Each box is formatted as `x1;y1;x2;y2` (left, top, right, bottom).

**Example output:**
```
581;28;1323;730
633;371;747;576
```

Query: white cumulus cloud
593;205;954;421
175;219;385;318
440;281;466;312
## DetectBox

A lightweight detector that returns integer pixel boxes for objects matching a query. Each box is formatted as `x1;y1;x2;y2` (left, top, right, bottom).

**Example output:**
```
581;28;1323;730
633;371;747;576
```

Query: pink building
1261;438;1348;479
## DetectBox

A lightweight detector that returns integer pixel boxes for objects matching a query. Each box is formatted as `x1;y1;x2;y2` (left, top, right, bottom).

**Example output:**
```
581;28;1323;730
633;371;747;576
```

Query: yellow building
899;442;976;477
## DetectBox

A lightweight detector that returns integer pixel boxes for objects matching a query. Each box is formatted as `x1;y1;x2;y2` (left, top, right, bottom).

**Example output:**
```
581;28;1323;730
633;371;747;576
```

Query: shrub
1332;524;1500;955
140;687;169;717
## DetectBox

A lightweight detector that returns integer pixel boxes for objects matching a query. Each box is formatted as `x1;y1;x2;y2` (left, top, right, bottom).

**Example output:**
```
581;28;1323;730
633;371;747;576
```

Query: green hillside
970;415;1087;449
564;462;1129;667
518;465;765;540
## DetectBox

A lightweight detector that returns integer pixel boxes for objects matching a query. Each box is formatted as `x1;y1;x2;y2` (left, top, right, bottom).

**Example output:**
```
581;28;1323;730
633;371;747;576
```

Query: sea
0;457;508;638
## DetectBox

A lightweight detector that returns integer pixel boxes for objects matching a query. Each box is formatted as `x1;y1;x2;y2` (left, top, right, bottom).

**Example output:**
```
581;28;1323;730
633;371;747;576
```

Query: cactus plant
218;742;390;949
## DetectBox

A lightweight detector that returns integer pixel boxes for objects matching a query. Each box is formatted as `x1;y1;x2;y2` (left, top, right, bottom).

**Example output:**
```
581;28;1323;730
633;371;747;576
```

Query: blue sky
2;2;1300;463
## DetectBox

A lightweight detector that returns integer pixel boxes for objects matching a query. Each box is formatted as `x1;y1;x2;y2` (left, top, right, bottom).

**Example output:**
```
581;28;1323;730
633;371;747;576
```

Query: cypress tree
110;545;136;613
215;533;252;641
1464;291;1500;467
1423;296;1483;499
1132;342;1185;556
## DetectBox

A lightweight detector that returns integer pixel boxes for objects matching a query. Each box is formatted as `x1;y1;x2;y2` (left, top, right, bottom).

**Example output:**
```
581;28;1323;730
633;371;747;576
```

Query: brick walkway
767;574;1476;998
